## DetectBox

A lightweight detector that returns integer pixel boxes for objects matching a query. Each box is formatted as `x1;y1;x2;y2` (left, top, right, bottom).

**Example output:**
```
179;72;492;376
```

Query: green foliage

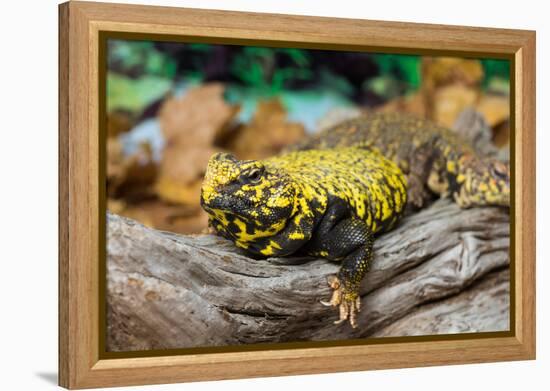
480;59;510;88
106;72;172;113
108;39;178;79
365;76;405;100
370;54;422;92
318;68;354;96
230;47;313;95
186;43;212;52
106;40;511;117
283;48;310;67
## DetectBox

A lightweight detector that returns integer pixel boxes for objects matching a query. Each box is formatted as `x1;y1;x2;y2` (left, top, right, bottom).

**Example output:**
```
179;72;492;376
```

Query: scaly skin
201;147;407;328
291;112;510;209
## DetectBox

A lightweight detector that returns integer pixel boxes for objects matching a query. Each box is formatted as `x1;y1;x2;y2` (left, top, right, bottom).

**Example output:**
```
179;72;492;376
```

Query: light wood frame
59;1;536;389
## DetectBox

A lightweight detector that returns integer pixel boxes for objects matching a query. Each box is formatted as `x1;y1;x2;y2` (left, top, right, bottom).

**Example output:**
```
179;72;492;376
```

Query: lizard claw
322;275;361;328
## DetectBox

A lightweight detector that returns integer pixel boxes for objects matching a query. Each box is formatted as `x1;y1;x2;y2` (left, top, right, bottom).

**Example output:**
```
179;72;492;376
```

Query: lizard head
200;152;297;241
453;155;510;208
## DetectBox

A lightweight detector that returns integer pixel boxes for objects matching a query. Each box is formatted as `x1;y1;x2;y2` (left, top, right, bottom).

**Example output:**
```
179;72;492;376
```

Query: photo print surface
104;39;511;353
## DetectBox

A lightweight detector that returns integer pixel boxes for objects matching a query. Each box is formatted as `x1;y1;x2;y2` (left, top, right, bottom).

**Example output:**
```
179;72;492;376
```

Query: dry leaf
432;84;479;127
119;199;209;235
159;147;219;186
420;57;484;125
107;110;134;137
476;94;510;127
493;120;510;148
227;99;305;160
107;138;157;198
156;83;239;206
106;137;126;186
156;156;218;206
377;92;426;118
158;83;239;148
107;198;127;215
422;57;484;88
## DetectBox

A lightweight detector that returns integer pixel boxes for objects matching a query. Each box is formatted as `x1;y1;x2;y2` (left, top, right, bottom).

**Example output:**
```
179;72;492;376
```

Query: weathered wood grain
106;199;509;351
371;269;510;337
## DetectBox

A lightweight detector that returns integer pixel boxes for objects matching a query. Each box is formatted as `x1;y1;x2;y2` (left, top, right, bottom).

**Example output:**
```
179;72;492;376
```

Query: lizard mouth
200;191;254;215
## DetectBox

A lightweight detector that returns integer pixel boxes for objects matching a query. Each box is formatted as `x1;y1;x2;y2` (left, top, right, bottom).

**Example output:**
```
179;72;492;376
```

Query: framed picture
59;1;536;389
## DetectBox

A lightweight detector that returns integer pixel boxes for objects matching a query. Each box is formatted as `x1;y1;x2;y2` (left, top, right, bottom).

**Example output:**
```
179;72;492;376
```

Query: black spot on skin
227;222;242;236
245;222;255;236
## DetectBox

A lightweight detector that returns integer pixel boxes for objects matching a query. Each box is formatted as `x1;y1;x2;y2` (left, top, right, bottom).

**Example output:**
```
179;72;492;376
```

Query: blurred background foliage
107;40;509;111
106;39;510;235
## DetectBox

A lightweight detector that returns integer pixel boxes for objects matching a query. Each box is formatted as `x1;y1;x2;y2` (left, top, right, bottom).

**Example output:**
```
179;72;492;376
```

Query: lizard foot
320;275;361;328
408;183;433;209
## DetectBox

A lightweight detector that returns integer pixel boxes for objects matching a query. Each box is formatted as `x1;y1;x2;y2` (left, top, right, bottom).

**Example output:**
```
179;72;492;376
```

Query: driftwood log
106;199;510;351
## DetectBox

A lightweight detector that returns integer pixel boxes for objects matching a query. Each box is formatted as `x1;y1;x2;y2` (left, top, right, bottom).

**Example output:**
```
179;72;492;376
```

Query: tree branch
106;199;509;351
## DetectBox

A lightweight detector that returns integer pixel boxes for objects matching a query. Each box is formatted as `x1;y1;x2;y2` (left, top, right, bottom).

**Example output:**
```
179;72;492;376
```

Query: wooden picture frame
59;1;536;388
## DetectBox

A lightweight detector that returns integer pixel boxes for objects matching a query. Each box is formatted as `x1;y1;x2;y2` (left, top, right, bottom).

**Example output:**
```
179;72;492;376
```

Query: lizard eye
491;161;508;180
240;168;263;184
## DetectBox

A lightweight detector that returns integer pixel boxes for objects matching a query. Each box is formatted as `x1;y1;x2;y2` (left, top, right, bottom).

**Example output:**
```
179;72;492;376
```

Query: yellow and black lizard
200;112;510;328
293;112;510;209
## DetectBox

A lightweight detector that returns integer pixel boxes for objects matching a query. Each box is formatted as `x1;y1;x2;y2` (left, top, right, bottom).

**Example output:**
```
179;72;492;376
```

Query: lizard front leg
402;143;437;209
306;212;374;328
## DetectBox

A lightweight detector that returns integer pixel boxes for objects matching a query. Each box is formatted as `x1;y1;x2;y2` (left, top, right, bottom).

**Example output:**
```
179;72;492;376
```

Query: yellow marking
267;195;291;208
233;218;248;240
288;232;305;240
485;192;500;203
200;183;216;205
381;197;392;220
465;172;472;193
446;160;457;173
237;219;288;242
366;211;372;226
235;240;248;249
489;179;499;194
394;192;401;208
260;240;282;256
209;209;230;227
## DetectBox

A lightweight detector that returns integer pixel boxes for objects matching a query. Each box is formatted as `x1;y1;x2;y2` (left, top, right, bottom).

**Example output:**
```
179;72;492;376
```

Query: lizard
200;147;407;328
200;112;510;328
291;111;510;209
